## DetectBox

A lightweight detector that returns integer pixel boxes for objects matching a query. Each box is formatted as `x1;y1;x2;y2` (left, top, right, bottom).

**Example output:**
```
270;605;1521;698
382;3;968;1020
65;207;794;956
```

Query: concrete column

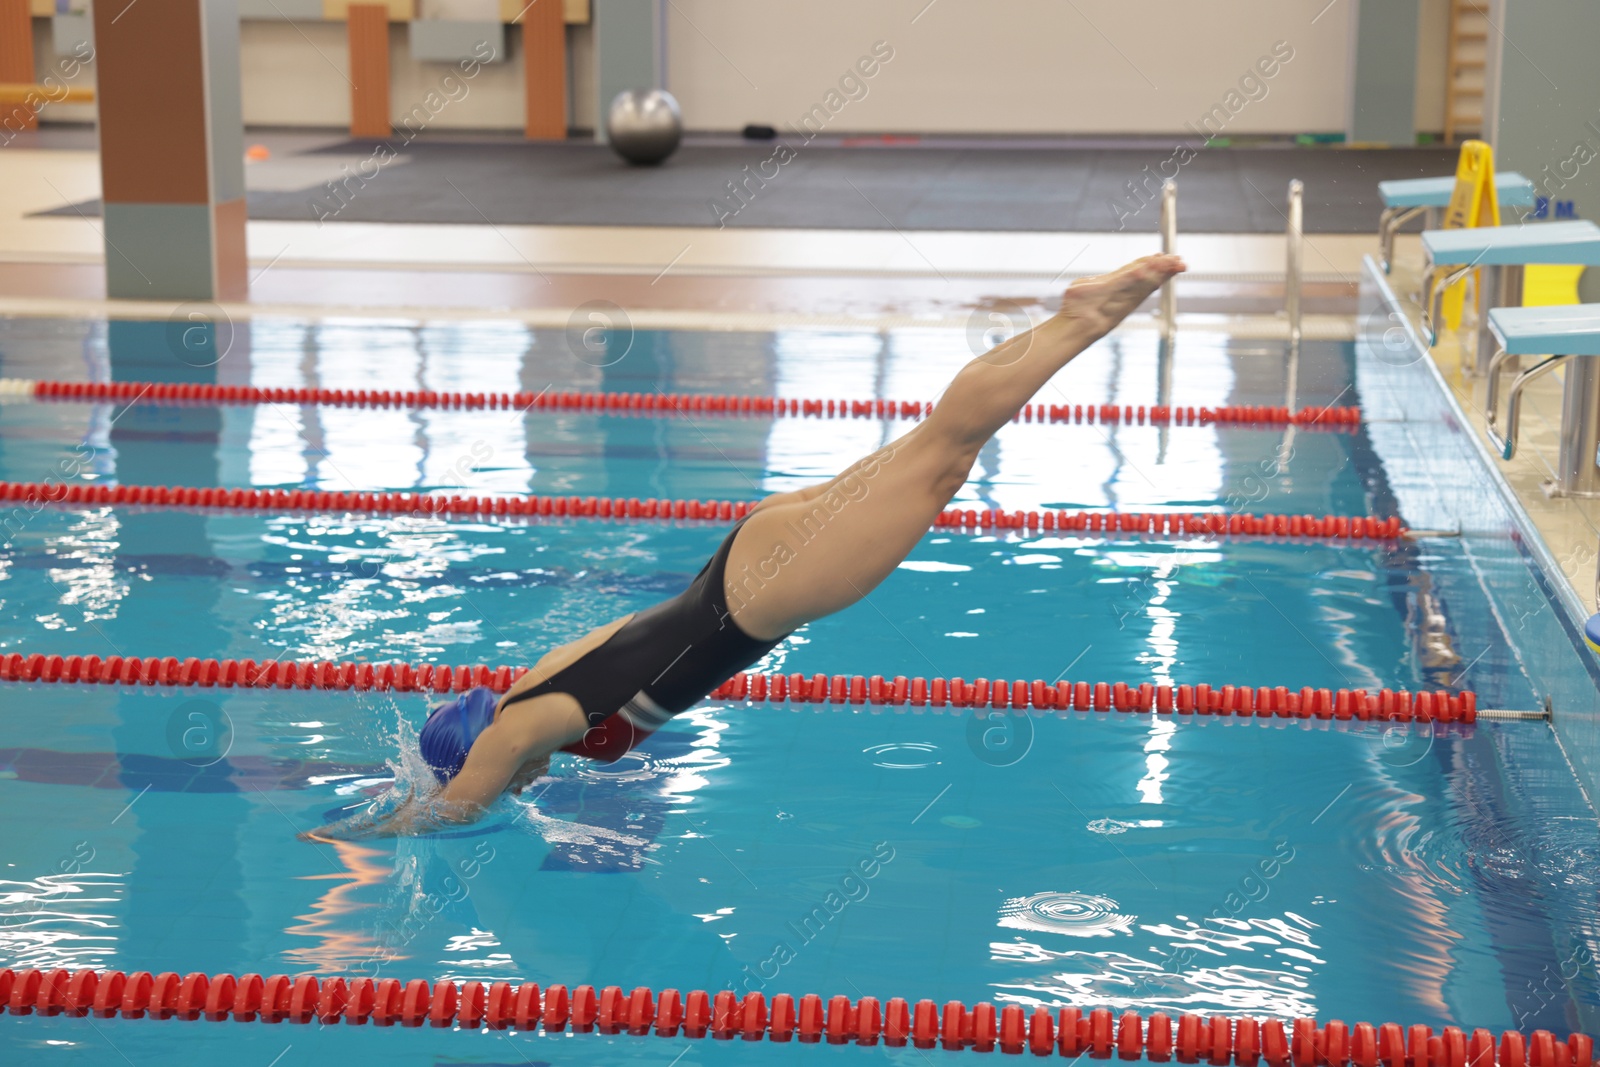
348;3;392;138
1345;0;1420;146
92;0;246;301
522;0;567;139
1486;0;1600;220
593;0;661;143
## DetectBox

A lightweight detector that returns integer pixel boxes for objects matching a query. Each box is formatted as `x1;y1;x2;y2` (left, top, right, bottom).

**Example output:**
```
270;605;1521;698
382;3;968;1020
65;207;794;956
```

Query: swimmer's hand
298;712;561;841
298;788;484;842
507;756;551;797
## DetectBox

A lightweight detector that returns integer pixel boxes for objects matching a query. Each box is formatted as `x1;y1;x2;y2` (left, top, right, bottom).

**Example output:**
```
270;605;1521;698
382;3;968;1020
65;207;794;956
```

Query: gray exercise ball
606;89;682;166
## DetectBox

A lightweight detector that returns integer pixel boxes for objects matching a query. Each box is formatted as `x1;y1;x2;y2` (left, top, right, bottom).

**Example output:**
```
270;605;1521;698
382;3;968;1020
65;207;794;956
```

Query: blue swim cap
419;687;499;782
1587;613;1600;655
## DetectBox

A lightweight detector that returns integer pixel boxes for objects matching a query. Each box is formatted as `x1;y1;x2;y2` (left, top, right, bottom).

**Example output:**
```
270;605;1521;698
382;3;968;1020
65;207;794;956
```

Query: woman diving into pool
303;253;1186;841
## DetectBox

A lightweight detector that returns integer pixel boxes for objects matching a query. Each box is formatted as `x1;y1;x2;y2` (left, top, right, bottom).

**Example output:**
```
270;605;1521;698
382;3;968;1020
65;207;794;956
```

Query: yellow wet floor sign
1524;264;1584;306
1438;140;1500;331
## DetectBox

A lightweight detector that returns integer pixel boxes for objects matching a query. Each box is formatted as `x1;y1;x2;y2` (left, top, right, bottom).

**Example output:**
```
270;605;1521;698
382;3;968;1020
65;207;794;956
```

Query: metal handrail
1159;180;1177;339
1420;262;1476;347
1286;180;1304;343
1483;346;1569;459
1378;205;1426;274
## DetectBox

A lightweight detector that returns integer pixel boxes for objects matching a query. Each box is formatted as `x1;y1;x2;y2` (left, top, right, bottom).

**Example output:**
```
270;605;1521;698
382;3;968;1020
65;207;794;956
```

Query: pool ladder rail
1152;177;1304;343
0;968;1589;1065
1287;179;1305;344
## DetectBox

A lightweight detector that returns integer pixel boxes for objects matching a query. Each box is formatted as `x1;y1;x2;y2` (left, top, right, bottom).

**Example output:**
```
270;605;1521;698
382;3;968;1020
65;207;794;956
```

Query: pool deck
0;143;1364;330
1385;251;1600;616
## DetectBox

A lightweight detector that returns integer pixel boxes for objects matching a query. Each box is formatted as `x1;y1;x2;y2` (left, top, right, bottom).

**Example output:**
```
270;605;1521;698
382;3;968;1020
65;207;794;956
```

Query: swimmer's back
494;613;637;728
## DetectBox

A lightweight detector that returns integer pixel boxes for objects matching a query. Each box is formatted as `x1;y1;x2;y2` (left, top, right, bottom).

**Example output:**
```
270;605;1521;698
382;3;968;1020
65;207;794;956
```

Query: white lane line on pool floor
1053;782;1160;890
911;783;952;825
110;783;150;824
1312;783;1352;824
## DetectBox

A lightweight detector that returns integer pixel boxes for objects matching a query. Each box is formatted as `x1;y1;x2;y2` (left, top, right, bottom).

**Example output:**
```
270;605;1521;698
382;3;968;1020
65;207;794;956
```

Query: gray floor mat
37;140;1462;233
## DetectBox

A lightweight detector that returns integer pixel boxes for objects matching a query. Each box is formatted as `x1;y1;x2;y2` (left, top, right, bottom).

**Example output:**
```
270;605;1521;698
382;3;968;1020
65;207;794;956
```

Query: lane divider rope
0;481;1408;541
0;968;1586;1064
15;378;1362;430
0;652;1476;723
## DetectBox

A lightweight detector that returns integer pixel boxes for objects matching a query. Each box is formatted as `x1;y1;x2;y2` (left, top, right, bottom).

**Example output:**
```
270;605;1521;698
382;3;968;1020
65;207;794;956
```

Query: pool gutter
1358;255;1600;812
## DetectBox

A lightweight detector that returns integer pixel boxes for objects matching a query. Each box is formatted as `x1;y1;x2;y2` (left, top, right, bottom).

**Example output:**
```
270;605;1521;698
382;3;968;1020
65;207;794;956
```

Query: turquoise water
0;317;1597;1064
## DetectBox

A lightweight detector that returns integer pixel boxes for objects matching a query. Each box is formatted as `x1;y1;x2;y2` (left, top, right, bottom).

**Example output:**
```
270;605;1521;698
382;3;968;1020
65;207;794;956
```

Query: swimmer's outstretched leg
724;254;1185;640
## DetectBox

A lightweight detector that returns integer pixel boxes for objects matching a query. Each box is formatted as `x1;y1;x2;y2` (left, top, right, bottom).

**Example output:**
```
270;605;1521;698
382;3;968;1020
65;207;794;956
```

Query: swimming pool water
0;316;1597;1065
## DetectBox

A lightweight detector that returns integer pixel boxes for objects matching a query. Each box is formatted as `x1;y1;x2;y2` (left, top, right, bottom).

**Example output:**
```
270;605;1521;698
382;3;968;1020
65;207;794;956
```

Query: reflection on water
993;909;1323;1018
285;839;390;972
0;859;121;973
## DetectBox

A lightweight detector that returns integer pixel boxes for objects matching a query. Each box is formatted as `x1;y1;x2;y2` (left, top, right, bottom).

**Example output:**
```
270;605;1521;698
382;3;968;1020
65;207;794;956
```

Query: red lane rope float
0;481;1408;542
705;674;1477;723
0;651;1477;723
1;968;1585;1065
26;379;1362;431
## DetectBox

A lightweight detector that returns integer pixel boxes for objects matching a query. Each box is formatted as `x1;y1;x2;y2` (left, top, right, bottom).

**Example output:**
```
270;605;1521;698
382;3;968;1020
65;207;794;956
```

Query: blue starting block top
1379;172;1536;208
1422;220;1600;265
1488;304;1600;356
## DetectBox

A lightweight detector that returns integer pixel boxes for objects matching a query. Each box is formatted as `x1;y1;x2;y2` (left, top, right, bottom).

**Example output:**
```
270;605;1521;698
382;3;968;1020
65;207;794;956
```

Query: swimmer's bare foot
1055;254;1187;338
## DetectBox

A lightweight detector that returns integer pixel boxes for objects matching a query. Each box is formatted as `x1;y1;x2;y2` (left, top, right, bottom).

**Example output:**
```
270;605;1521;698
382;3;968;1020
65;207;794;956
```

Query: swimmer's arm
300;700;583;841
424;716;548;822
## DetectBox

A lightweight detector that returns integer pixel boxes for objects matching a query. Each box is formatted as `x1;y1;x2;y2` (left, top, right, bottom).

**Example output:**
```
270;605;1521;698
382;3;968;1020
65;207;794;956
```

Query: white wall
33;16;598;133
569;19;598;132
29;21;97;127
664;0;1355;135
238;21;352;128
30;2;1392;137
1414;0;1449;134
238;22;527;130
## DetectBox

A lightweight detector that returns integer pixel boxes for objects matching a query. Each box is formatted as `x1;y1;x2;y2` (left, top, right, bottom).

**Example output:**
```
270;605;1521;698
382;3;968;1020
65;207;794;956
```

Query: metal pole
1484;352;1568;461
1159;180;1177;340
1471;264;1525;377
1551;356;1600;497
1286;179;1304;344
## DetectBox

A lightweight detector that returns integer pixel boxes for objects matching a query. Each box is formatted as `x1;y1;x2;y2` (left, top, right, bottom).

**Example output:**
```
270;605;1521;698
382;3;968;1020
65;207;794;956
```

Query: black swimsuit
509;520;784;760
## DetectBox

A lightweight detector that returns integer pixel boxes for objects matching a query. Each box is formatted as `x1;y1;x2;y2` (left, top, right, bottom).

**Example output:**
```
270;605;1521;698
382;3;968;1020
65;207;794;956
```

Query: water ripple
863;742;941;769
573;750;663;784
999;892;1136;937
